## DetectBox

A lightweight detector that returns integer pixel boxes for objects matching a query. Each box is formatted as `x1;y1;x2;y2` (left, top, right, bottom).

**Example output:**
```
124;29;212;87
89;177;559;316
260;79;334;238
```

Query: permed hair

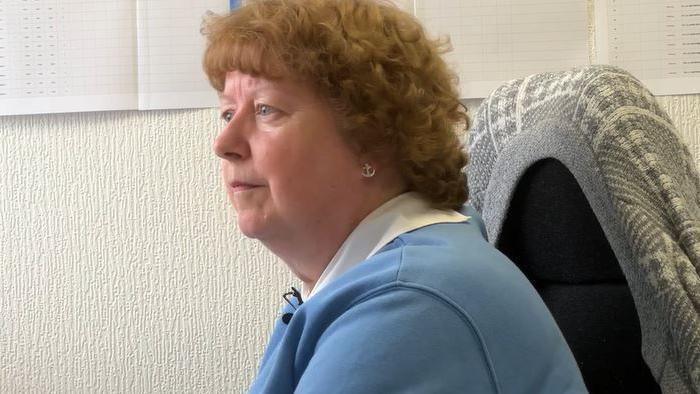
203;0;469;210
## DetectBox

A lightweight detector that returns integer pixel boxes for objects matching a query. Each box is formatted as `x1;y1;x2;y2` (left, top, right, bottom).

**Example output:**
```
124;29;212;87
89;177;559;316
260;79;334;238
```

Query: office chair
467;65;700;393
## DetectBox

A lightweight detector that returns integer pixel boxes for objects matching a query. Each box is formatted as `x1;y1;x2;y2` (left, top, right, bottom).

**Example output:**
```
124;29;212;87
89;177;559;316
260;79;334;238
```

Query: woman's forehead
219;72;271;103
223;71;265;92
220;71;318;102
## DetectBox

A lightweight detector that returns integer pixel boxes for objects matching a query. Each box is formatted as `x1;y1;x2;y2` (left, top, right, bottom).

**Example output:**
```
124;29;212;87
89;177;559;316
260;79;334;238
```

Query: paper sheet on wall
595;0;700;96
410;0;590;98
0;0;228;116
136;0;229;110
1;0;593;114
0;0;138;116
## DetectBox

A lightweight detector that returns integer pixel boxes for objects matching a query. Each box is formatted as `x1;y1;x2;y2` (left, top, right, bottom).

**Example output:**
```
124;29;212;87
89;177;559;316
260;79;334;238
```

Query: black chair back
497;158;661;394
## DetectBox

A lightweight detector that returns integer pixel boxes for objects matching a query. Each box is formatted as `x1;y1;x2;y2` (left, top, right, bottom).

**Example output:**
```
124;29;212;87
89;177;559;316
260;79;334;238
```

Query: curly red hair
203;0;469;210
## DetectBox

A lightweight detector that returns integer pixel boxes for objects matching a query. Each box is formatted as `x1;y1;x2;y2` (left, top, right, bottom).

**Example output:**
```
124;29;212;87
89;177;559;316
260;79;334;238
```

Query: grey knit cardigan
467;65;700;393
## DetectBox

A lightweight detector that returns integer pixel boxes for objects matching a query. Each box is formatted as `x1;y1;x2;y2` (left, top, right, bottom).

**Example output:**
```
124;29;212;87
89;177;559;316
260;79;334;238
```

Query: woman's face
214;71;366;245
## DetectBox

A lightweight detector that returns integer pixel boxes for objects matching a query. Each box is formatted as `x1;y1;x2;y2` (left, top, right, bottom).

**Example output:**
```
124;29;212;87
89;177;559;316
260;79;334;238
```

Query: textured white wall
2;6;700;394
1;110;292;392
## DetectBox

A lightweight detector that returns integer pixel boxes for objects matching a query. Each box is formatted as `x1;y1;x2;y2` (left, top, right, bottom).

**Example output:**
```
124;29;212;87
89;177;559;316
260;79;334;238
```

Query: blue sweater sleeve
295;287;499;393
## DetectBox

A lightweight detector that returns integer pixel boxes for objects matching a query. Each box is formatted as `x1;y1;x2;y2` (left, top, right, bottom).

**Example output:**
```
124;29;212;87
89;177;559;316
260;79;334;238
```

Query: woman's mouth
229;181;262;193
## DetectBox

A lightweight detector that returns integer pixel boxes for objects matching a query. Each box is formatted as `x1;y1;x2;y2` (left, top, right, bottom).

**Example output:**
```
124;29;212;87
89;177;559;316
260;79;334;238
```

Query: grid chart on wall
0;0;137;115
137;0;228;110
5;0;700;116
0;0;227;116
413;0;590;98
596;0;700;95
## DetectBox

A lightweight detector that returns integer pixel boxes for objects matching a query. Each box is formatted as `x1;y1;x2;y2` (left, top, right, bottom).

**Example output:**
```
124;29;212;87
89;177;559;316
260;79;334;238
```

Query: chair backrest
496;158;660;393
467;65;700;392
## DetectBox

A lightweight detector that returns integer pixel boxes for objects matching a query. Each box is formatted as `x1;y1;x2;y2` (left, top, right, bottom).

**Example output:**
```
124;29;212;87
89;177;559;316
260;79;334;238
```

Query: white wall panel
0;110;292;392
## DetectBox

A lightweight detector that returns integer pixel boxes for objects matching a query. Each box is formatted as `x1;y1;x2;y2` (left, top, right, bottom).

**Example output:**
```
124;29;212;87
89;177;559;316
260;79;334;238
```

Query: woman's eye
256;104;276;116
221;110;234;123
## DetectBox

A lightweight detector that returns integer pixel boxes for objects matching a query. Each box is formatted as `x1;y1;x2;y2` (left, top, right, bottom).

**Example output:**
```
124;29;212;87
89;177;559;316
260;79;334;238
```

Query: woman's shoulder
313;218;548;333
318;214;527;307
291;226;586;393
391;217;520;292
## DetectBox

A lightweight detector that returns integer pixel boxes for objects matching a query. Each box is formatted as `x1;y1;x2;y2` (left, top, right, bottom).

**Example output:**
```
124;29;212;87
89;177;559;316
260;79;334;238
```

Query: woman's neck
266;184;406;290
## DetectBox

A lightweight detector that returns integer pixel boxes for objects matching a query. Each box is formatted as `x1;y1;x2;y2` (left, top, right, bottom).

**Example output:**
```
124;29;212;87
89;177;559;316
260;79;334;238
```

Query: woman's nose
213;116;251;161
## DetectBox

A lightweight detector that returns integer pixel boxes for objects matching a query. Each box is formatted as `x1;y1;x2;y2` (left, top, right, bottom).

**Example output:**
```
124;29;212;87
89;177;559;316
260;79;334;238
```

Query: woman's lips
229;181;262;193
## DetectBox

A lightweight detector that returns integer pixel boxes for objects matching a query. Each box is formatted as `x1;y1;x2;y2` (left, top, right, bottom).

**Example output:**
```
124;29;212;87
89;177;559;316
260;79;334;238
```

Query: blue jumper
249;208;587;393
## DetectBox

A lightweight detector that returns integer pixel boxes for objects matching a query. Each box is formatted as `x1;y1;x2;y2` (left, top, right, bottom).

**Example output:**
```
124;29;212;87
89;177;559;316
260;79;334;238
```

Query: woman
204;0;587;392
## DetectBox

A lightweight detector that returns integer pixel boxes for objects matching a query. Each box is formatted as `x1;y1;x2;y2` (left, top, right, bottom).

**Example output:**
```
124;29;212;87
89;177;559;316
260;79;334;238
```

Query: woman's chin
236;214;270;240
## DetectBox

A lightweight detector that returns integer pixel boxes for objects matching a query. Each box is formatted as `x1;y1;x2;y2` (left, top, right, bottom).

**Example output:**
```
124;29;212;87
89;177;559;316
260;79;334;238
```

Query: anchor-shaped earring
361;163;376;178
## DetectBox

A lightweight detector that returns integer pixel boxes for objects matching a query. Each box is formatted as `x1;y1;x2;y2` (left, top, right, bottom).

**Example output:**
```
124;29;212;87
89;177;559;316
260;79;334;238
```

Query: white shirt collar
302;192;470;300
